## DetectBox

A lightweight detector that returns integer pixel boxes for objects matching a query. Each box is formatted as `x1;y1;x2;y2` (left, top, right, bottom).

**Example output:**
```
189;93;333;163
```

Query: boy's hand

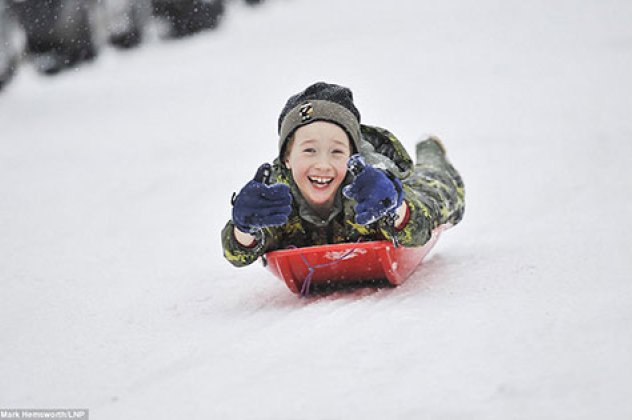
343;155;405;225
232;164;292;233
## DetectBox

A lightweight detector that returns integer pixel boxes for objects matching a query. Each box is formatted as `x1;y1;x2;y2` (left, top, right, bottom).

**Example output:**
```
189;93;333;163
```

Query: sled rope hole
287;239;364;297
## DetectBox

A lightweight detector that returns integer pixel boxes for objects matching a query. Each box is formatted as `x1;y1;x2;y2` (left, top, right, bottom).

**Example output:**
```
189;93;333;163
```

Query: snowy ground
1;0;632;418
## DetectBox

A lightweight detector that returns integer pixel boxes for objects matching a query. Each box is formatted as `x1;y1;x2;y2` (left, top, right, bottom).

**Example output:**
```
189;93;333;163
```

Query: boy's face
284;121;352;212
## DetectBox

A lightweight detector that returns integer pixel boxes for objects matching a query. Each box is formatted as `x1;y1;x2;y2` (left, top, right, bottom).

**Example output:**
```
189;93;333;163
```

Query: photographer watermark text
1;409;88;419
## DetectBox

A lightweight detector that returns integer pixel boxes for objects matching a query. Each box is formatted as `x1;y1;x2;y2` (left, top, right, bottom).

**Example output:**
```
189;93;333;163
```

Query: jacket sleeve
359;125;414;179
221;222;281;267
379;137;465;247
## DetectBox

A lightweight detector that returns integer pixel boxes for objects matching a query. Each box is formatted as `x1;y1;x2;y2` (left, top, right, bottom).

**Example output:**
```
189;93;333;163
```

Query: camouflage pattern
222;125;465;267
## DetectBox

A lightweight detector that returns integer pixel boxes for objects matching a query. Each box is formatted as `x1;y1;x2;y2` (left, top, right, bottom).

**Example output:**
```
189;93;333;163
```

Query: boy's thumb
347;154;366;177
253;163;272;184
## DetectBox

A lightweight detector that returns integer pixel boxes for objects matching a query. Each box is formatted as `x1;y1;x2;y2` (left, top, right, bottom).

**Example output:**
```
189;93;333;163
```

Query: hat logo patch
299;103;314;122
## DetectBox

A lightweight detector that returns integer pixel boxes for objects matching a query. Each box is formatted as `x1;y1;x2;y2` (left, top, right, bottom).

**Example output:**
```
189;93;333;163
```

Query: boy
222;82;465;267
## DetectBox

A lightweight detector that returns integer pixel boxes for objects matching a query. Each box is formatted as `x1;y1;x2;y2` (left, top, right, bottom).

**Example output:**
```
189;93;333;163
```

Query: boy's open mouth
308;176;334;188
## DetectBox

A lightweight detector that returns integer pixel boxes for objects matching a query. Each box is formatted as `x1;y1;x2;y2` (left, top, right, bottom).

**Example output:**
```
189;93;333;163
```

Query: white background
1;0;631;418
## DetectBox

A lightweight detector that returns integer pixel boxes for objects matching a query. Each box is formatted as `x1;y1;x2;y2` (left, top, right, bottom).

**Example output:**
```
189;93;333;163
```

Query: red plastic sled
265;226;445;295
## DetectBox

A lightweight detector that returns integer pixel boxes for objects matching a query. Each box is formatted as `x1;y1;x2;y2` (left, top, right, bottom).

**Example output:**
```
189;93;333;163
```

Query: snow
1;0;632;418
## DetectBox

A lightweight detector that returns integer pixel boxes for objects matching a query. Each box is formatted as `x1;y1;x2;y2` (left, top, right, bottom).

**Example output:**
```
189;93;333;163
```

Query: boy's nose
314;154;331;168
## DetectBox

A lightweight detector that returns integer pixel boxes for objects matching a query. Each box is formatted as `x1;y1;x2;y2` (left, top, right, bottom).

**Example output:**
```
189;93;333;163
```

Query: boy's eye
302;148;316;153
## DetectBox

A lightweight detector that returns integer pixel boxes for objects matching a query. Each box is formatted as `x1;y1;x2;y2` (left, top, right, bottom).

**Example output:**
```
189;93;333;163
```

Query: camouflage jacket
222;125;465;267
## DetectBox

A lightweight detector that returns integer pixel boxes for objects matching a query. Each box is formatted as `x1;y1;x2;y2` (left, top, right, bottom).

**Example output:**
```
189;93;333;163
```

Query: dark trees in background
0;0;19;90
7;0;96;75
105;0;152;49
0;0;266;91
152;0;225;38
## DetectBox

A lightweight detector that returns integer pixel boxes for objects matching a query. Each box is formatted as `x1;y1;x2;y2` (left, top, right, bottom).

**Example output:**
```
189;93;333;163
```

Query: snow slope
1;0;631;418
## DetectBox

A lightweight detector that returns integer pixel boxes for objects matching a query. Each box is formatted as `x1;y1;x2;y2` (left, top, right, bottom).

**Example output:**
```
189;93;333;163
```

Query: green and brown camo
221;125;465;267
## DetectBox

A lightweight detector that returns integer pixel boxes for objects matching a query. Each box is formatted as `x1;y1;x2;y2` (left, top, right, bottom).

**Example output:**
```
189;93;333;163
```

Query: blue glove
343;155;404;225
232;163;292;233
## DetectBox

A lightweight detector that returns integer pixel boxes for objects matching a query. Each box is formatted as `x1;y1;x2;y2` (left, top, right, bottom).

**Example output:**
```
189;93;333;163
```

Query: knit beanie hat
278;82;361;159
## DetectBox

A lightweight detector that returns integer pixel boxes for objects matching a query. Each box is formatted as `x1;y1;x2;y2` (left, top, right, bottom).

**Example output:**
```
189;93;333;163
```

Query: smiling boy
284;121;350;216
222;82;464;267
